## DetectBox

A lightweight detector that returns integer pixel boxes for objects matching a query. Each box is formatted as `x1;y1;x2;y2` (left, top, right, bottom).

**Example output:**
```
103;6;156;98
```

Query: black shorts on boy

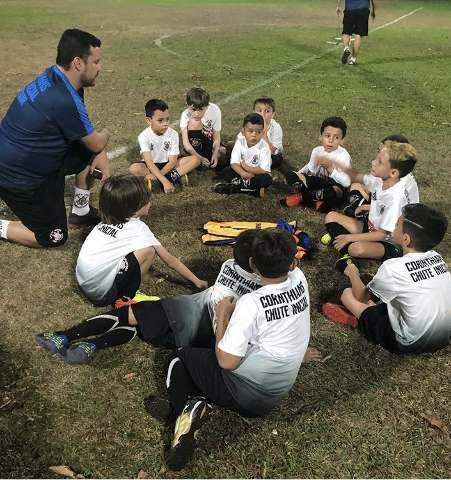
342;8;370;36
0;143;93;247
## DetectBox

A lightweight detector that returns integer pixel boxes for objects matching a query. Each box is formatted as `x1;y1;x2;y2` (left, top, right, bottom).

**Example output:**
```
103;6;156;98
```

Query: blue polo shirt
0;65;94;191
345;0;369;10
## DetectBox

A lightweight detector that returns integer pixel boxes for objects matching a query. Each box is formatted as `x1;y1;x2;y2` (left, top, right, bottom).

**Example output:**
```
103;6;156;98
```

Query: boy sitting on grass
214;113;272;197
158;229;312;471
282;116;351;212
179;87;222;169
322;203;450;354
322;140;418;271
344;134;419;218
129;99;198;193
251;96;285;169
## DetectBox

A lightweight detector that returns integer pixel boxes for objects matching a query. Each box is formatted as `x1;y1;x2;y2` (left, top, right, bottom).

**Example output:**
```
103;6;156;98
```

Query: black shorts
187;129;213;164
131;160;168;171
105;252;142;304
177;347;250;415
0;143;93;247
343;8;370;36
361;219;403;261
358;303;400;352
131;300;176;348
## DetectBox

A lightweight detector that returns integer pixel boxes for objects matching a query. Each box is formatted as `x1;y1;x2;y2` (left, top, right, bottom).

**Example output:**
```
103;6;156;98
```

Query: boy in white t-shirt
282;116;351;212
162;229;311;471
179;87;222;169
344;134;419;219
214;113;272;197
129;99;199;193
253;96;285;169
322;203;450;354
35;175;208;363
323;141;418;270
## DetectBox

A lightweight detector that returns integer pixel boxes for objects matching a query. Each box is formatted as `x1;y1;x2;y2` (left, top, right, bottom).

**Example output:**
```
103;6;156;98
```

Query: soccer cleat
144;395;172;423
35;332;69;354
320;231;332;246
63;342;97;364
213;182;241;194
68;206;100;228
113;291;160;309
133;292;160;303
348;57;357;65
335;254;359;274
322;302;358;328
166;398;210;471
341;47;351;64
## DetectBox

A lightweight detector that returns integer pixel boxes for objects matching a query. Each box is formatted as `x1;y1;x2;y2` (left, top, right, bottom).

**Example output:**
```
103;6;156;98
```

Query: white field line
107;6;424;160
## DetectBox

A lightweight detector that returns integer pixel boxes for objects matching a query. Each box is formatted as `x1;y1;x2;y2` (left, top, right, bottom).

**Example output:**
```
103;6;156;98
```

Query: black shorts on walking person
342;8;370;36
0;143;93;247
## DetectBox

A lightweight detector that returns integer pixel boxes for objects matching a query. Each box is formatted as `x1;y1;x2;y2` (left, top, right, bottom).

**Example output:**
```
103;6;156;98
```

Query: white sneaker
348;57;357;65
341;47;351;64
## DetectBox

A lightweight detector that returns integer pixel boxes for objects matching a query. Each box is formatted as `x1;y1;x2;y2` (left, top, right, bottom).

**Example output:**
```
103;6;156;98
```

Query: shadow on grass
0;343;63;478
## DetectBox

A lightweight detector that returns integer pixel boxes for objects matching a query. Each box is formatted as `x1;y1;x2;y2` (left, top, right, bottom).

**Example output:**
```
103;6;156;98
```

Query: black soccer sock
344;189;366;215
325;221;351;255
57;307;129;342
166;169;181;185
166;355;200;417
88;325;137;350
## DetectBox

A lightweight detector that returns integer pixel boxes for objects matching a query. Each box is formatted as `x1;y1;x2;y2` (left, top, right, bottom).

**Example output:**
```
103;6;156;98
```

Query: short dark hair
233;229;258;272
243;112;264;128
186;87;210;109
145;99;168;118
56;29;101;69
384;141;417;178
320;116;347;138
252;229;296;278
381;133;409;144
99;175;151;225
253;96;276;112
402;204;448;252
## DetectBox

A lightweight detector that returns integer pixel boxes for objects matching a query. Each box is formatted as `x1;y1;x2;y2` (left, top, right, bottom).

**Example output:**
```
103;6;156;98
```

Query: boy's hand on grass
303;346;323;363
210;154;219;168
162;179;175;193
333;234;352;251
200;156;211;168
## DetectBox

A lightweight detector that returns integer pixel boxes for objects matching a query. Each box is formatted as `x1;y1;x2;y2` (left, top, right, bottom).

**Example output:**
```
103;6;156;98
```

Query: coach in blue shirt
0;29;111;248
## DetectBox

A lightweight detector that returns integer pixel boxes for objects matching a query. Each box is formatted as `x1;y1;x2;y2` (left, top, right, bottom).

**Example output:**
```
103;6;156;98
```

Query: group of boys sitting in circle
0;29;449;472
37;91;450;470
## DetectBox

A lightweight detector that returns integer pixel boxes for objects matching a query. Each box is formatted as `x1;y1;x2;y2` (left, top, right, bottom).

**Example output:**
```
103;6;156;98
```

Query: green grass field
1;0;450;477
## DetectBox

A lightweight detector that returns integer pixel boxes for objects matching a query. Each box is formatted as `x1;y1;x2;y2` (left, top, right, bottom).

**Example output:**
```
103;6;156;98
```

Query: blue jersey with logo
345;0;369;10
0;65;94;190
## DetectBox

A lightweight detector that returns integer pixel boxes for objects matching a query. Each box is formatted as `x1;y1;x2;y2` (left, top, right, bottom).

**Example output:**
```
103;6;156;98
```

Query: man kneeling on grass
157;229;311;470
322;203;451;354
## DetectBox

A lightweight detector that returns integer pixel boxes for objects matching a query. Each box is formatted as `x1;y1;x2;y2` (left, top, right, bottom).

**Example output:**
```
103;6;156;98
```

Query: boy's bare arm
232;162;253;178
210;130;221;167
159;155;178;175
154;245;208;289
333;229;388;251
241;163;267;175
215;298;242;370
344;263;370;302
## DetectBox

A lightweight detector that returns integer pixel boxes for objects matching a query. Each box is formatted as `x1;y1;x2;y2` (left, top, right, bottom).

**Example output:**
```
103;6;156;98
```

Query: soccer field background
1;0;450;477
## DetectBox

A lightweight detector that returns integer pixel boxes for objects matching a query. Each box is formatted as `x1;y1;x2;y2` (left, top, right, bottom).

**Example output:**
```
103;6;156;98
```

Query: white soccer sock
0;219;10;240
72;187;90;216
